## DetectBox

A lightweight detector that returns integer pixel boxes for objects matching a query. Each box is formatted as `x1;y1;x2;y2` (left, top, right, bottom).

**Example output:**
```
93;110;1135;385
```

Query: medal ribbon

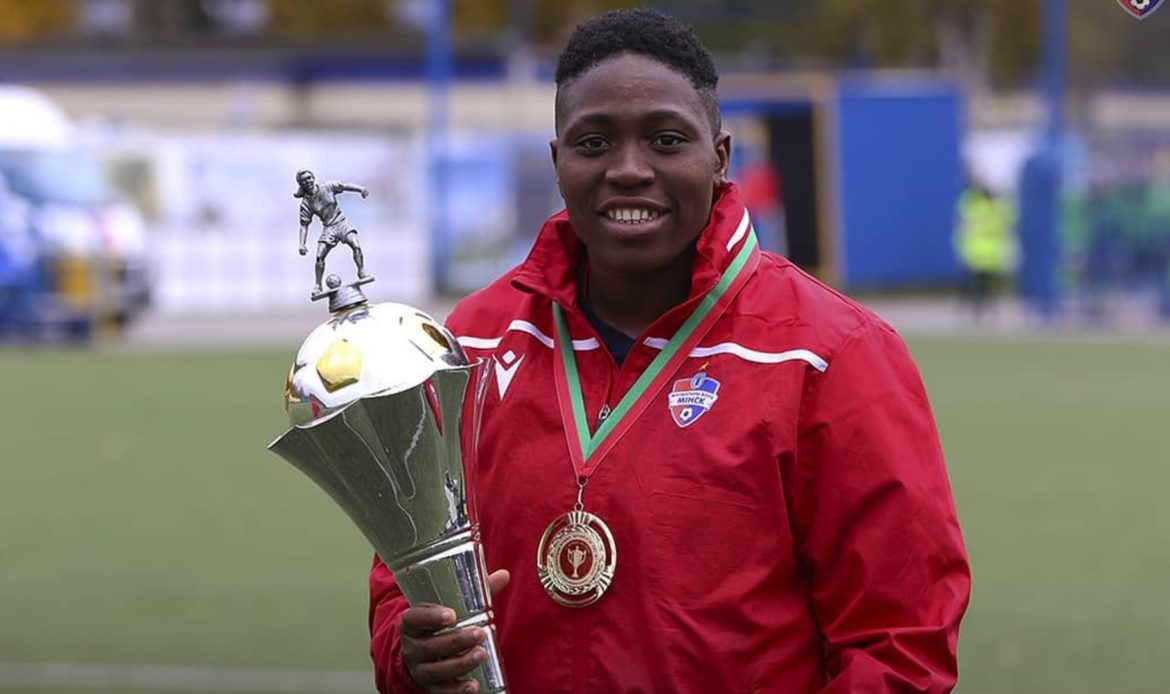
552;228;759;479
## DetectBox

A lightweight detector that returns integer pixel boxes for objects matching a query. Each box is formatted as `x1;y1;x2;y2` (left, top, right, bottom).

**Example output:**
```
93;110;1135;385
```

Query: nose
605;143;654;189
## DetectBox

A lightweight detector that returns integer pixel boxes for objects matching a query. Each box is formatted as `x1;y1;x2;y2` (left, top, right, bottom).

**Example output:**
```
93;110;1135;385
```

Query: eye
574;135;609;154
652;132;688;149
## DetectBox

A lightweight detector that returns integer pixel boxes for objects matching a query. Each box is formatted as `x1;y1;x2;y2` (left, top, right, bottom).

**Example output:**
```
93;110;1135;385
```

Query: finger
400;604;457;637
410;647;487;687
402;626;486;664
487;569;510;596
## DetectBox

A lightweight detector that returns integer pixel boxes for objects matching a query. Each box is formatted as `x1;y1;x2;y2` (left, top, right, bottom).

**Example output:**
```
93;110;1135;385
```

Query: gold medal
536;508;617;607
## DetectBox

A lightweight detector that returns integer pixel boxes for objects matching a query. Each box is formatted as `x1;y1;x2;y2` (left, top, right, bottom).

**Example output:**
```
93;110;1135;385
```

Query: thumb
487;569;510;596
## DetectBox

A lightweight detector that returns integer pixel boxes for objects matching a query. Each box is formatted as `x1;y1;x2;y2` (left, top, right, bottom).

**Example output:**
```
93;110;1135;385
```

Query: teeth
605;208;661;224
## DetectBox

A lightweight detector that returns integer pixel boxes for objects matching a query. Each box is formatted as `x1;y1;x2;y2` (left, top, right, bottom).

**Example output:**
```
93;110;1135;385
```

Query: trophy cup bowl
269;297;506;693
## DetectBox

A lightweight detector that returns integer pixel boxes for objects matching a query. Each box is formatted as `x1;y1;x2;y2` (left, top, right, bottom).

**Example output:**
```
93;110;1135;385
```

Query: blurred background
0;1;1167;693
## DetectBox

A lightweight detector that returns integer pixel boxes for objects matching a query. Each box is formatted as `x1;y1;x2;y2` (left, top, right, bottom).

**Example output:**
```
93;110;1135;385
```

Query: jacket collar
511;182;752;311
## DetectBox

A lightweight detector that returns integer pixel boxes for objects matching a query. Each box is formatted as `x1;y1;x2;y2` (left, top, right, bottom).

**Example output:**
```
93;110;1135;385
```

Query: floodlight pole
426;0;452;293
1042;0;1066;142
1017;0;1066;321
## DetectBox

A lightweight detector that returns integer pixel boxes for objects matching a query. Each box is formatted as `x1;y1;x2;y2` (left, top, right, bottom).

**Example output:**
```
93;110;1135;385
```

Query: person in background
370;9;970;693
955;178;1017;322
738;144;787;256
1143;146;1170;321
0;172;37;339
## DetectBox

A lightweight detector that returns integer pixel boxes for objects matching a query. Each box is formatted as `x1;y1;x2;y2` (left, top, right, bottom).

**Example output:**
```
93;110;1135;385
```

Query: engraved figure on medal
567;545;587;578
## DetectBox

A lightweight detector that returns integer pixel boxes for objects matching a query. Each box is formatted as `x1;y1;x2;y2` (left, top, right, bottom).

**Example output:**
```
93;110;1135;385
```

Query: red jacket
370;185;970;693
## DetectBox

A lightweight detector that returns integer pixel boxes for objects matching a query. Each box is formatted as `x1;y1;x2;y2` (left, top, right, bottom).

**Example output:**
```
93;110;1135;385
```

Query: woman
370;9;970;693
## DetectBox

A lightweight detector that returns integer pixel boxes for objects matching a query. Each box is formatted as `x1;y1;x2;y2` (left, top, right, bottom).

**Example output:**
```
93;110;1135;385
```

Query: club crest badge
1118;0;1164;19
667;371;721;428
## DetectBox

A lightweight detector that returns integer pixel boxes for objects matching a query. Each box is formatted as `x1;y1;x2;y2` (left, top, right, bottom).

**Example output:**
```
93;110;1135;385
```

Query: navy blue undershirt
577;264;636;366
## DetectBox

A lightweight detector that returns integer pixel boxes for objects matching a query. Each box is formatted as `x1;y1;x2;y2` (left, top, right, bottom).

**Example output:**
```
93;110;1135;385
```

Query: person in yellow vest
955;181;1017;321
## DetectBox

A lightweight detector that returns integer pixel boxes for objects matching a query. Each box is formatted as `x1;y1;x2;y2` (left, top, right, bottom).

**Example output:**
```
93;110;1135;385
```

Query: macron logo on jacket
493;350;525;400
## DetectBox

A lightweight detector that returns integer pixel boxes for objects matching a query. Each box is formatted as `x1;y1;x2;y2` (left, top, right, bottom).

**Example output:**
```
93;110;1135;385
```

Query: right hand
298;245;307;256
401;569;510;693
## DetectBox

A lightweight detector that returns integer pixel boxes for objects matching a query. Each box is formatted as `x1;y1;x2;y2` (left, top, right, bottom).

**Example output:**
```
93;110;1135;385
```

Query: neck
585;251;694;338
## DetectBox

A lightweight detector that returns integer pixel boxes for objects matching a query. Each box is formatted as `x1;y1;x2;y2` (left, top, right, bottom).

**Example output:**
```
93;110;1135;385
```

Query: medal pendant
536;509;617;607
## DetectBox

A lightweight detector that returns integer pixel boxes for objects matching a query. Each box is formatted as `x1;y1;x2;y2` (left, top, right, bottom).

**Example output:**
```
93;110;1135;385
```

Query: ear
550;138;563;193
714;129;732;186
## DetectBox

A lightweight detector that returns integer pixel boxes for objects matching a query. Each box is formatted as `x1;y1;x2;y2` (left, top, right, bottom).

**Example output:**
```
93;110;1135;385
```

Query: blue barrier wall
834;79;964;288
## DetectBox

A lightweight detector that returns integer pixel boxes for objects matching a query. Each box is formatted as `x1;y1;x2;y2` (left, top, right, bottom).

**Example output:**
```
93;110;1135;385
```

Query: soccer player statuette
294;169;374;300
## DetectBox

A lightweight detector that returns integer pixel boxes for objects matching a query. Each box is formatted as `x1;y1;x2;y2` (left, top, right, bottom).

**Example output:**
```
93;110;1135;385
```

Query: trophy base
311;274;376;312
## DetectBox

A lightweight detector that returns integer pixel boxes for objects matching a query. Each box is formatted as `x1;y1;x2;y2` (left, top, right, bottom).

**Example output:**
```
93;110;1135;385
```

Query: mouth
597;205;670;236
602;206;663;224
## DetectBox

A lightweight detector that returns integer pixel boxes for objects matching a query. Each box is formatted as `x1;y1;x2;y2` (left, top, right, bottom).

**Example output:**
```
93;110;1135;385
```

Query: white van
0;85;150;338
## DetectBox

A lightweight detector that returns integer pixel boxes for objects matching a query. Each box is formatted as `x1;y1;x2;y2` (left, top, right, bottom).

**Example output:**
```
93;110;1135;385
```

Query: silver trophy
269;214;506;691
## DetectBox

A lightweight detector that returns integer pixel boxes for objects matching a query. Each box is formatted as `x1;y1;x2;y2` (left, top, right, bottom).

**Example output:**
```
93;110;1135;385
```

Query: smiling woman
368;8;970;694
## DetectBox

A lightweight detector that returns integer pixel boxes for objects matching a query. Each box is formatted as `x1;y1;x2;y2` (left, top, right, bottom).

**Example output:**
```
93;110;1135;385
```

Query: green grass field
1;336;1168;693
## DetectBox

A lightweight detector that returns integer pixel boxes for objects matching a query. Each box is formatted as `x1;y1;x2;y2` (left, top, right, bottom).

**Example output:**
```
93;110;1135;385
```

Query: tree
0;0;73;41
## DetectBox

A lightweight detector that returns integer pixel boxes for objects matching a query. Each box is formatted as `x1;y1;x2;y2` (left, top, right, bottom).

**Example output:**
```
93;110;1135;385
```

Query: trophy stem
386;529;505;692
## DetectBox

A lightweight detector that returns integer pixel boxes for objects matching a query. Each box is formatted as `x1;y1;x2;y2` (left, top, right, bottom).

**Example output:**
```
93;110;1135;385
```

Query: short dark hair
554;8;721;135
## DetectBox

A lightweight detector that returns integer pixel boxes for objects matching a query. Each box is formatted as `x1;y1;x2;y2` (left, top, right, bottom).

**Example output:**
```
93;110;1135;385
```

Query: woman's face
551;53;730;277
